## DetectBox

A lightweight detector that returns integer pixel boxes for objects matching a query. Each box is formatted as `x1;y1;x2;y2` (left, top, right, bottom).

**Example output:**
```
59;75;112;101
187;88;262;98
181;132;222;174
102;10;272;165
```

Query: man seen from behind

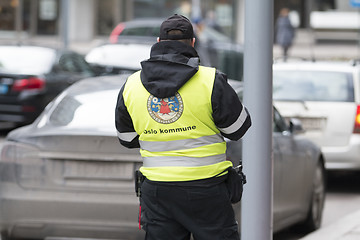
115;14;251;240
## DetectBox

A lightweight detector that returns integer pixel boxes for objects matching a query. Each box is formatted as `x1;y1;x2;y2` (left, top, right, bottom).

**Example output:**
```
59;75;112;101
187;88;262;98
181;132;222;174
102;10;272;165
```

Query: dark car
0;74;325;240
0;45;95;128
106;18;243;81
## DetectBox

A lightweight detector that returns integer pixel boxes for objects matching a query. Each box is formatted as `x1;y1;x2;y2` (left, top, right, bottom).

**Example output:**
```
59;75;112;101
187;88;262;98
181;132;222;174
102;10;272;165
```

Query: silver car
273;60;360;171
0;75;325;239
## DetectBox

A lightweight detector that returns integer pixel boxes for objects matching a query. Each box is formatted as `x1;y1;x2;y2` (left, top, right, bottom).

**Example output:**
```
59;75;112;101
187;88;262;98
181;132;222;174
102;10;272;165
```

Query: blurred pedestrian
276;8;295;61
174;0;191;19
115;14;251;240
205;10;223;33
215;0;233;37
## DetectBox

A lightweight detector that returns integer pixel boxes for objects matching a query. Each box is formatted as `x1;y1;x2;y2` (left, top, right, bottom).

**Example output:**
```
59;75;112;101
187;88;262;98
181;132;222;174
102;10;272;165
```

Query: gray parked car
0;74;325;239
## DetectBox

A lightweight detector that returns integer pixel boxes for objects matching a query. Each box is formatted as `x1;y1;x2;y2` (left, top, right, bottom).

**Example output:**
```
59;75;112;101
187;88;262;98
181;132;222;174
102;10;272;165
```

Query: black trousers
140;179;240;240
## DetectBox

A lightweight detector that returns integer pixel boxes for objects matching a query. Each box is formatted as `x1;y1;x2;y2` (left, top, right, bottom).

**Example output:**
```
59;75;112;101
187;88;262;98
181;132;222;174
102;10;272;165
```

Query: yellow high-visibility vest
123;66;232;181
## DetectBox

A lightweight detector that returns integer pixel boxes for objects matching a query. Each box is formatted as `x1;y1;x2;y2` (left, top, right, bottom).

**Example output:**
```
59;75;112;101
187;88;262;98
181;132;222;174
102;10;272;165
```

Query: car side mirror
289;118;305;134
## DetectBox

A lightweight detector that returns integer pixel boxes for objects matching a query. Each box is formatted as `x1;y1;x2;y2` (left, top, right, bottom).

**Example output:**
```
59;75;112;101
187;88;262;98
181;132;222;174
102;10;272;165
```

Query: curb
299;209;360;240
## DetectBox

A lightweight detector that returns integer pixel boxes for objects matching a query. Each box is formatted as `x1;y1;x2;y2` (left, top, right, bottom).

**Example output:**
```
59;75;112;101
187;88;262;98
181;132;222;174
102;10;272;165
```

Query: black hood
140;41;200;98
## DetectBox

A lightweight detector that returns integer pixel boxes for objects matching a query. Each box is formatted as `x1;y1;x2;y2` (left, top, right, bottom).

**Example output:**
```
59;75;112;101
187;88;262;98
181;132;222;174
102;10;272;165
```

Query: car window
121;26;160;37
58;53;95;76
0;46;55;74
48;89;117;132
273;108;288;133
273;70;354;102
214;48;243;81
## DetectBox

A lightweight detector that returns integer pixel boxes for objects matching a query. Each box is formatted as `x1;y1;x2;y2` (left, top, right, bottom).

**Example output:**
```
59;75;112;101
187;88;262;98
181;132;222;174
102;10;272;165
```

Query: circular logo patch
147;92;183;124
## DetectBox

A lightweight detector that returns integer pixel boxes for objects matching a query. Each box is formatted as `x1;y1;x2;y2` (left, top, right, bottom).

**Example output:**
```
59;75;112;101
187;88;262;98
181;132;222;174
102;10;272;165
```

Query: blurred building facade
0;0;353;44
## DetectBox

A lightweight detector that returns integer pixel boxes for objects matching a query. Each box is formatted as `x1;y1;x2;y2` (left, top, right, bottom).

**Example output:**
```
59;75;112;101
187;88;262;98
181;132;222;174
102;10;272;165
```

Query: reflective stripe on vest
139;133;224;152
117;131;138;142
218;104;248;134
143;154;226;167
123;66;229;181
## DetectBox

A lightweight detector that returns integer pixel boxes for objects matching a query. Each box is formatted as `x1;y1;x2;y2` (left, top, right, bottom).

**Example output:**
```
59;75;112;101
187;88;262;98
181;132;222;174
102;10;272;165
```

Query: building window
37;0;59;35
0;0;17;31
96;0;115;36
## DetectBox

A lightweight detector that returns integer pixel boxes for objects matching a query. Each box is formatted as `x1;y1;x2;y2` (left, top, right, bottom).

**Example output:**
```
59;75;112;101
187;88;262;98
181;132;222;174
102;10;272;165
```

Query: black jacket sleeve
211;71;251;140
115;84;140;148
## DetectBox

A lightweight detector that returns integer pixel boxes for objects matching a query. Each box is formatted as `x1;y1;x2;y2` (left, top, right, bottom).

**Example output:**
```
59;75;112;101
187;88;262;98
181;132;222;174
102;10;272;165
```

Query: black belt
144;174;227;187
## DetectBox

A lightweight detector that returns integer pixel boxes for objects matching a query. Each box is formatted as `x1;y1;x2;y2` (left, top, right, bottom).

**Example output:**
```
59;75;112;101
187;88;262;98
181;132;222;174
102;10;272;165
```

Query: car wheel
0;231;9;240
296;160;326;233
0;231;24;240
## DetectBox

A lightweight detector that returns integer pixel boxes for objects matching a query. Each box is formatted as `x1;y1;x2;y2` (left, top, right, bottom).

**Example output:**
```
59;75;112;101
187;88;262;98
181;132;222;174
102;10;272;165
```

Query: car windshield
48;89;117;132
273;70;354;102
0;47;56;74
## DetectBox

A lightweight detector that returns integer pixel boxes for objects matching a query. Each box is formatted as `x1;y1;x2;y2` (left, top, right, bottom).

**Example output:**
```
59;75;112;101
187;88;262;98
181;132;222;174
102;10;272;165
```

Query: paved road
273;171;360;240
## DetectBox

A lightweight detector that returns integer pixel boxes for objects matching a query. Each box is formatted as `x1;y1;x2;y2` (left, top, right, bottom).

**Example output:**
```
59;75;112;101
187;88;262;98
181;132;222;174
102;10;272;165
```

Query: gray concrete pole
241;0;274;239
29;1;38;38
15;0;23;44
61;0;69;49
235;0;245;44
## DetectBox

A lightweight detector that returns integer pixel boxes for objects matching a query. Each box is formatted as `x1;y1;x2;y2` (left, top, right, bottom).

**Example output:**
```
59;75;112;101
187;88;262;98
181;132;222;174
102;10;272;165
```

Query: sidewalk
299;209;360;240
2;29;359;60
273;29;360;61
72;29;360;61
69;29;360;60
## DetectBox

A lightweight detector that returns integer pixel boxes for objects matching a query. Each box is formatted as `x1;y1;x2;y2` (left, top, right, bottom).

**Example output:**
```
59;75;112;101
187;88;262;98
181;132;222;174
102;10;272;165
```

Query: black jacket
115;40;251;148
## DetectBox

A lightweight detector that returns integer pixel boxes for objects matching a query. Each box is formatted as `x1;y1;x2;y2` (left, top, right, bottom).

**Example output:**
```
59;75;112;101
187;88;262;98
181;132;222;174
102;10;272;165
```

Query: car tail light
22;105;37;112
1;142;45;187
354;105;360;134
109;23;125;43
12;77;45;92
1;142;42;165
0;142;17;163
